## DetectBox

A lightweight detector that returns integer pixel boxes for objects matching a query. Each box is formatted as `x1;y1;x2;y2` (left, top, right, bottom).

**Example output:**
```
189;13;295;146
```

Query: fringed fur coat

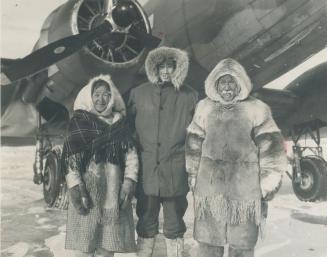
186;59;287;247
128;47;198;197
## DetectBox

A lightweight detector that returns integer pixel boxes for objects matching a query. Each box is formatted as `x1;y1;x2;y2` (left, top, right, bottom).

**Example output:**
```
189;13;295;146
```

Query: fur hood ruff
145;47;189;90
205;58;252;104
74;74;126;120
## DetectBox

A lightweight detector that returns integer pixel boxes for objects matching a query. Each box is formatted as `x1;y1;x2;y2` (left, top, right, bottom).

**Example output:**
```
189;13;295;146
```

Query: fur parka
186;59;287;247
128;47;198;197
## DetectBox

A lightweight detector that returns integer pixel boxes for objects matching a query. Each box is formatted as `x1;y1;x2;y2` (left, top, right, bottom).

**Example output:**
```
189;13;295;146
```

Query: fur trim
261;169;283;200
257;132;287;200
194;195;261;225
205;58;252;104
145;47;189;90
252;100;280;137
186;133;204;175
74;74;126;117
124;148;139;182
187;122;205;138
185;151;202;175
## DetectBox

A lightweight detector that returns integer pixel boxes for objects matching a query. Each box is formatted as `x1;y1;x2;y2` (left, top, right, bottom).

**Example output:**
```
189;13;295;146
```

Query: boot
197;243;224;257
165;237;184;257
137;237;155;257
228;247;254;257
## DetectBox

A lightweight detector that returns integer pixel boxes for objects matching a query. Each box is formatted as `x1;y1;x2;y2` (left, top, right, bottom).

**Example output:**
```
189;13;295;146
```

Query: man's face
216;75;239;102
158;62;175;83
92;83;111;113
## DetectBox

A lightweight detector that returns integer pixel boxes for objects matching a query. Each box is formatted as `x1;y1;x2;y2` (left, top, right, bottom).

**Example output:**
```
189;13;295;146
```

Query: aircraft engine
28;0;150;112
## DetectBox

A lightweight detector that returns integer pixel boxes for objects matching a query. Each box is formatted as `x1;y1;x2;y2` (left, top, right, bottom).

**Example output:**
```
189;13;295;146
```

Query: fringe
194;195;262;225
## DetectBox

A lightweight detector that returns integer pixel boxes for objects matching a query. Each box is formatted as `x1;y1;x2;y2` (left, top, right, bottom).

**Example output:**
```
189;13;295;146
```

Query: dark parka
128;47;198;197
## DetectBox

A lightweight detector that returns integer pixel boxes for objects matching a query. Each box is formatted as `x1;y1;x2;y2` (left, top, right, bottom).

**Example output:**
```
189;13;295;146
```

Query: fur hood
74;74;126;119
205;58;252;104
145;47;189;90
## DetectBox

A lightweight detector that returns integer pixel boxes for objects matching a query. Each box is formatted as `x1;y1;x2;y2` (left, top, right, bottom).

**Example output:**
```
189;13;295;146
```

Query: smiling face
158;61;175;83
216;74;240;102
91;81;111;113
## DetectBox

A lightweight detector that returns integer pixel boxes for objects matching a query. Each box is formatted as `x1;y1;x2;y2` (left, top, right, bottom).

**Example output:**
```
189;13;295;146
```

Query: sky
1;0;66;58
0;0;326;89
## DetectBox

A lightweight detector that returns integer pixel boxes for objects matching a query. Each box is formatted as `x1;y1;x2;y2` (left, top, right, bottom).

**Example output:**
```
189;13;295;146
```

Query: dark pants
136;192;188;239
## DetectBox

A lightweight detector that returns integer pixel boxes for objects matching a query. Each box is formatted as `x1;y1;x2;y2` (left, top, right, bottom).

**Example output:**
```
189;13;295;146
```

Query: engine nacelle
33;0;150;111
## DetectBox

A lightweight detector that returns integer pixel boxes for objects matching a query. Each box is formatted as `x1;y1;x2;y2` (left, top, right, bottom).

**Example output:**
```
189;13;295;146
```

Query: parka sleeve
65;153;83;189
253;103;288;200
185;100;206;177
127;88;137;130
124;147;139;182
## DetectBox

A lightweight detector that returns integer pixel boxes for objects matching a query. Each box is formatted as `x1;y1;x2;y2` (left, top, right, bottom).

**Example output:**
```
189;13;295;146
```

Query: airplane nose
112;1;138;27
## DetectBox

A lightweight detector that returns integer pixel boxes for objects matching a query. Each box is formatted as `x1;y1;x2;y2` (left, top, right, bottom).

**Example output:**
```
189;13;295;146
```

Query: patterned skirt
65;166;136;253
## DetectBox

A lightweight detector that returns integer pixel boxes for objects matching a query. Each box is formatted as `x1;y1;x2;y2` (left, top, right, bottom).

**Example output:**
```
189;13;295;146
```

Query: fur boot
165;238;184;257
197;243;224;257
137;237;155;257
228;247;254;257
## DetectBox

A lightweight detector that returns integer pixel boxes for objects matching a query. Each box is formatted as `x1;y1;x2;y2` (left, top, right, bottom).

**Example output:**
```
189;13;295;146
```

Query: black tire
292;156;327;202
43;150;61;207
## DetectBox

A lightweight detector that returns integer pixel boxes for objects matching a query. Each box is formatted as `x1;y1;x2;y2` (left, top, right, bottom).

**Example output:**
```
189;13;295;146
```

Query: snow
1;146;327;257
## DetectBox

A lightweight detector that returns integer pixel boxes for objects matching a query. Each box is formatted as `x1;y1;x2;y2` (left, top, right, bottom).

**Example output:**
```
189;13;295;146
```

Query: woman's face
216;74;239;102
92;83;111;113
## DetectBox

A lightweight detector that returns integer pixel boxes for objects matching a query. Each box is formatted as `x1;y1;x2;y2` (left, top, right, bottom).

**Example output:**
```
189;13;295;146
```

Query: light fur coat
186;59;287;247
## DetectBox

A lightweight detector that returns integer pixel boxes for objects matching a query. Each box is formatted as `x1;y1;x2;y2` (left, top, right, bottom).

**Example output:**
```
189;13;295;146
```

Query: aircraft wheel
43;146;68;209
292;156;327;202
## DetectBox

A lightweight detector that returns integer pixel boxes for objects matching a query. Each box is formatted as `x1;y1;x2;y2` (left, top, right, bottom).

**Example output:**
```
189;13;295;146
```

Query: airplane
1;0;327;209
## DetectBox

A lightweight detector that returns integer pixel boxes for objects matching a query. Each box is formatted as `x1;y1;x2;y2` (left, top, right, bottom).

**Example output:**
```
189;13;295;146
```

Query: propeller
1;0;161;85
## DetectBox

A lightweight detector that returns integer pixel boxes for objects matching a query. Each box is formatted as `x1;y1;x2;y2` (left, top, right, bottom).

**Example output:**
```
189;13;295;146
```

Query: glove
188;175;196;193
69;183;91;215
119;178;136;209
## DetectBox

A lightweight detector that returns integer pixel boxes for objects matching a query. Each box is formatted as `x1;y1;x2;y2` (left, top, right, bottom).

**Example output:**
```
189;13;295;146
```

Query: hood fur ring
145;47;189;90
205;58;252;104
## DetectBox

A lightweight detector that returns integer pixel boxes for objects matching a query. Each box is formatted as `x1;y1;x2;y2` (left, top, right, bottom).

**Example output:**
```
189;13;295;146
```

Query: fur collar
145;47;189;90
73;74;126;121
205;58;252;104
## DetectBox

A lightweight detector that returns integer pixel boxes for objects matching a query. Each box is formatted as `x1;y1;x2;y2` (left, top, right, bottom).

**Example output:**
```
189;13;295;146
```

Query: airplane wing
253;61;327;137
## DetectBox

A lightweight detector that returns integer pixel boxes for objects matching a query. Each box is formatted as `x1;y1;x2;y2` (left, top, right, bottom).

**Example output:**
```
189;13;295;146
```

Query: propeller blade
1;22;112;85
129;27;161;49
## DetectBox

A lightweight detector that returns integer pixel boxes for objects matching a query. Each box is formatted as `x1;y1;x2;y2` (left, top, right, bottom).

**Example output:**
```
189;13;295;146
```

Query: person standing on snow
128;46;198;257
186;58;287;257
63;75;139;257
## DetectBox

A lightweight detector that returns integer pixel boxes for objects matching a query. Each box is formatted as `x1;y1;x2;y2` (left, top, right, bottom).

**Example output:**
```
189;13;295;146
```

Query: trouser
136;192;188;239
197;242;254;257
72;248;114;257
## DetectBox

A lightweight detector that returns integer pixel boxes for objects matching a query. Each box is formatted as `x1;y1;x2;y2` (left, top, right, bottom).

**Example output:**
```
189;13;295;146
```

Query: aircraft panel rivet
54;46;66;54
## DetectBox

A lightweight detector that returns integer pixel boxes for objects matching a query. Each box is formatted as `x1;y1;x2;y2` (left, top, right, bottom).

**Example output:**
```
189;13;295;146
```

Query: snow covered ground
1;146;327;257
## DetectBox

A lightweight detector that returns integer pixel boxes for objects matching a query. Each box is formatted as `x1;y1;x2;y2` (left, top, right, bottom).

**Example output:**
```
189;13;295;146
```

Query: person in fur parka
63;75;139;257
128;47;198;257
186;58;287;257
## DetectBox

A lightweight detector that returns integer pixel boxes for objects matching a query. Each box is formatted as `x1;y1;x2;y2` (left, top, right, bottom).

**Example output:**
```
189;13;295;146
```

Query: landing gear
290;120;327;201
43;146;69;209
33;113;68;209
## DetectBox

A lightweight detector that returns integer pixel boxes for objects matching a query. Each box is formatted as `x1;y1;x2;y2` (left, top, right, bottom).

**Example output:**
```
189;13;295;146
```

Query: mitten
69;183;91;215
119;178;136;209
